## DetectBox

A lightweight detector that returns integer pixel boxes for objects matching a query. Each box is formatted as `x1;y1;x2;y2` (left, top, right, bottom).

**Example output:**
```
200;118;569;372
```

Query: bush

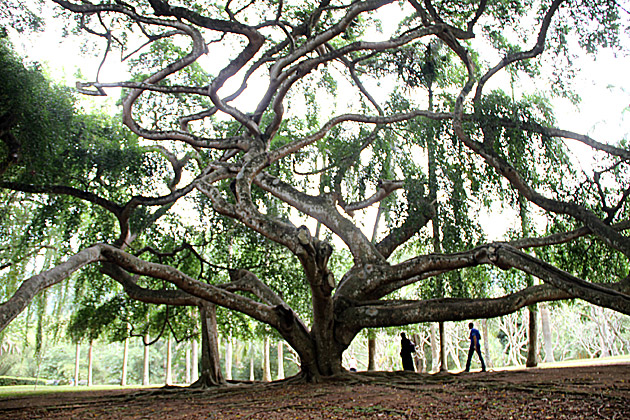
0;376;47;386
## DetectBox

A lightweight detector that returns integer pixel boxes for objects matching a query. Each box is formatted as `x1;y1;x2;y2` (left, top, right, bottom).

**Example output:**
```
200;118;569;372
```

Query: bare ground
1;364;628;419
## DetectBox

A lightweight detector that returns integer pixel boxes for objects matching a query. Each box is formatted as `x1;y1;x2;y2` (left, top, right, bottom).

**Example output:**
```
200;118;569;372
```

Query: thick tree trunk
87;340;93;386
263;336;271;382
143;335;150;386
192;303;225;387
165;336;173;385
225;336;233;380
74;343;80;386
367;330;376;371
439;322;447;372
121;337;129;386
277;341;285;380
541;303;554;362
526;306;539;367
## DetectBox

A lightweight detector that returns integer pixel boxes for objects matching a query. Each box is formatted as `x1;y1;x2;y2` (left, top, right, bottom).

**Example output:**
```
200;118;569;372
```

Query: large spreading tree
2;0;630;382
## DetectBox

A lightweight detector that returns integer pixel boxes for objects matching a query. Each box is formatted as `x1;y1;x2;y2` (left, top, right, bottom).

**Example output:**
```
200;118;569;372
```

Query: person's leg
465;344;474;371
476;346;486;371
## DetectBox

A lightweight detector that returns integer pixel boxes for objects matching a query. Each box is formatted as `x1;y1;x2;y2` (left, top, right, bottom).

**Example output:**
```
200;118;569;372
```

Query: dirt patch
1;364;628;419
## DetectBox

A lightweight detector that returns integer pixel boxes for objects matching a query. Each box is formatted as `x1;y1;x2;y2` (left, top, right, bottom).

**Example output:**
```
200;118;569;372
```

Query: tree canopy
1;0;630;381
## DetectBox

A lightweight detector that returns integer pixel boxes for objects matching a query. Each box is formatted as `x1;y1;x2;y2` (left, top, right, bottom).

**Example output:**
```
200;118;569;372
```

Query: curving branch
0;245;105;332
473;0;565;102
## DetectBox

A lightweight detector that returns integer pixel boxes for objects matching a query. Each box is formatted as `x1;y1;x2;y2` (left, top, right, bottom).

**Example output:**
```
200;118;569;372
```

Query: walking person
465;322;486;372
400;332;416;371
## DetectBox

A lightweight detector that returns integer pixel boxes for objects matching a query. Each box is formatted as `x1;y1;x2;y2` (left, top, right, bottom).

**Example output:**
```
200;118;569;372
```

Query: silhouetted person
465;322;486;372
400;332;416;371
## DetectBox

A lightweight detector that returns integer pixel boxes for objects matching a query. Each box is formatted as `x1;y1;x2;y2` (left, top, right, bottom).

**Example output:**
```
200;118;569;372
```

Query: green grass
0;384;154;398
465;354;630;373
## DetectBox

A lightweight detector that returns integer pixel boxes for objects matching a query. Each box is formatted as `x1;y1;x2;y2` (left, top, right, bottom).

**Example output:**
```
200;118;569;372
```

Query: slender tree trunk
87;340;93;386
596;306;611;358
191;339;199;382
225;336;233;380
439;322;447;372
263;336;271;382
540;303;555;362
277;341;285;380
520;198;538;368
526;306;539;367
482;319;491;368
143;335;150;386
192;303;225;387
430;323;439;372
165;336;173;385
74;342;80;386
249;344;255;381
185;345;191;385
121;337;129;386
367;330;377;371
412;333;424;373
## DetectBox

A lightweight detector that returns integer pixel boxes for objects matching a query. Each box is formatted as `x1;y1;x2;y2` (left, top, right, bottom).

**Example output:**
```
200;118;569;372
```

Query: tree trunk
262;336;271;382
482;319;491;368
595;306;611;358
185;345;191;384
121;337;129;386
439;322;447;372
87;340;93;386
74;342;80;386
225;336;233;380
540;303;554;362
412;332;425;373
143;335;150;386
165;336;173;385
249;343;255;381
526;306;539;367
430;323;439;372
277;341;285;380
192;303;225;387
367;330;377;371
191;339;199;382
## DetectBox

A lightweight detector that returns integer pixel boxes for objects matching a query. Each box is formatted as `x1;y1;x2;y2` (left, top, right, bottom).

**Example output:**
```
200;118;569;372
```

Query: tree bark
482;319;491;368
367;330;376;371
263;336;271;382
192;303;225;387
165;336;173;385
277;341;285;380
439;322;447;371
143;335;150;386
225;336;233;380
121;337;129;386
249;343;255;381
74;343;80;386
526;306;539;367
430;323;439;372
87;340;93;386
412;332;424;373
191;339;199;382
540;303;554;362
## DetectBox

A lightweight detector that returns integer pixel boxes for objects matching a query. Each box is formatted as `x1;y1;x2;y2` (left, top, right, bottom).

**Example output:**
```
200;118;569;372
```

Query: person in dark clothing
400;332;416;371
465;322;486;372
